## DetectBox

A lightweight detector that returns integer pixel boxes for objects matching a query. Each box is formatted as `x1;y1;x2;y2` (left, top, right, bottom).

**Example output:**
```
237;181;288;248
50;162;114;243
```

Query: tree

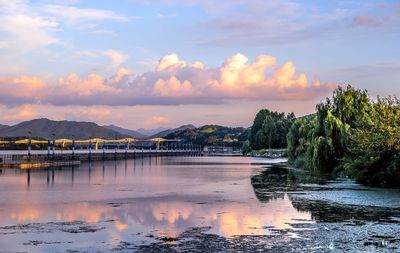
242;140;251;155
250;109;269;150
250;109;295;150
346;97;400;187
262;116;276;149
287;85;400;187
287;85;371;176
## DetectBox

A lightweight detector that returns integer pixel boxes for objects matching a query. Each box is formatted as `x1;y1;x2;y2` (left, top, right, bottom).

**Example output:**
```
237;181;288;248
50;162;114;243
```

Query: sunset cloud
0;53;334;107
0;104;38;122
55;73;115;96
0;75;47;105
144;115;171;127
153;77;196;97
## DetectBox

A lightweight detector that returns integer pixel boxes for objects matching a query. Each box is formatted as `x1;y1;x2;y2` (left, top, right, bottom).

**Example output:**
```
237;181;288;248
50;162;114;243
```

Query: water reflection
1;195;310;238
0;156;311;251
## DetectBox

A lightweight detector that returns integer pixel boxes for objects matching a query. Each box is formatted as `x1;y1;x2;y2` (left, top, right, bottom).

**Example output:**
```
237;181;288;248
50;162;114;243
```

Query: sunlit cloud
103;49;129;68
144;115;171;127
0;104;38;122
0;53;334;107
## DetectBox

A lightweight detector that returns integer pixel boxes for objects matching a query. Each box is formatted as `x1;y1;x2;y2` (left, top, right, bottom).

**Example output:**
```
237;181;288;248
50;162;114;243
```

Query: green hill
165;125;249;148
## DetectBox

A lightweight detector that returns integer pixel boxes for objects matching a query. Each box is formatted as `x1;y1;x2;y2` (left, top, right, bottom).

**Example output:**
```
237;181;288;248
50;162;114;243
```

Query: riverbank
246;148;287;158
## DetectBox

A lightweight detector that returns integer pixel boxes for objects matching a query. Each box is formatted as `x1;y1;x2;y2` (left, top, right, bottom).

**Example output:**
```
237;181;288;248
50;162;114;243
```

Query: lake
0;156;399;252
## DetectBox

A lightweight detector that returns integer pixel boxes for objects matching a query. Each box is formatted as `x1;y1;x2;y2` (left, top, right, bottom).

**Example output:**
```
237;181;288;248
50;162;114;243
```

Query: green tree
262;116;276;149
241;140;251;155
250;109;295;150
346;97;400;187
288;85;371;176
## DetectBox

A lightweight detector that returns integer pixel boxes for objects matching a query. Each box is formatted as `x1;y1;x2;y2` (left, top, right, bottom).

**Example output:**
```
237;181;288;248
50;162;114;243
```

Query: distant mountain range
103;125;148;139
136;127;168;136
0;118;129;139
149;124;196;138
104;124;196;139
0;118;197;140
0;119;243;145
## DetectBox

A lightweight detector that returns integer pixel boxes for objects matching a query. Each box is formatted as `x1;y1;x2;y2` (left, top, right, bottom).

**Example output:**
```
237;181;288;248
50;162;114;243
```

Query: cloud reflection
1;195;311;238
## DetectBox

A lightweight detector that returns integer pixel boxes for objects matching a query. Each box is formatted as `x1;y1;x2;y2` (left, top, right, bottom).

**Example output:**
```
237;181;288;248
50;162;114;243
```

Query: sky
0;0;399;129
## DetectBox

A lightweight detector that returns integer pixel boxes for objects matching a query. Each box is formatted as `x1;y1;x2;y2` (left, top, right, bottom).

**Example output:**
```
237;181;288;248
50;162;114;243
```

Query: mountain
103;124;148;139
150;124;196;138
0;124;9;131
136;127;168;136
164;125;249;148
0;118;129;139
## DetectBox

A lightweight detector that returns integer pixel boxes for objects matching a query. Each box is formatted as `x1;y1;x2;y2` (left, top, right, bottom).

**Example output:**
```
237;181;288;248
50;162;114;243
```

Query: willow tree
288;85;371;176
287;116;315;167
346;97;400;187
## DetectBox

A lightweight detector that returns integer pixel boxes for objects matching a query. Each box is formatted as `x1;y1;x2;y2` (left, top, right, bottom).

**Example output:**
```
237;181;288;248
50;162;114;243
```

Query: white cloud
0;0;130;54
157;53;204;71
0;14;60;50
103;49;128;68
91;29;116;36
42;4;129;24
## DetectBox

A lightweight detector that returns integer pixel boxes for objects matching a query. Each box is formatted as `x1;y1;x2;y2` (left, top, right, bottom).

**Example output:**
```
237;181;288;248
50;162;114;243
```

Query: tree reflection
250;165;400;224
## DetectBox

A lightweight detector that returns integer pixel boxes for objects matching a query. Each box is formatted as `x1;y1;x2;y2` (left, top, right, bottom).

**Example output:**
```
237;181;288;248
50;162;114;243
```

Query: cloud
42;4;129;24
91;29;116;36
153;77;196;97
0;104;38;123
0;53;334;106
352;16;383;27
144;115;171;127
156;53;204;71
103;50;128;68
0;41;9;49
55;73;115;96
0;75;47;105
156;12;176;19
0;14;60;50
0;0;129;53
174;0;400;47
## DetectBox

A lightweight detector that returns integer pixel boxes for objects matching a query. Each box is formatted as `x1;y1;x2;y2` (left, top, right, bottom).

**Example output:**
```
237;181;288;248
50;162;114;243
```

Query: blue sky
0;0;399;128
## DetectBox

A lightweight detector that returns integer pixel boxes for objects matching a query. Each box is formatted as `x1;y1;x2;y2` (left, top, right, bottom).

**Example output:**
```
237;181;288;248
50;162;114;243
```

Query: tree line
248;85;400;188
249;109;295;150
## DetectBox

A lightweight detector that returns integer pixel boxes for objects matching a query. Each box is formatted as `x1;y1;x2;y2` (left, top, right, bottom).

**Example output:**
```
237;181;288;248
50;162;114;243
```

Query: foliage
164;125;248;148
249;109;295;150
287;85;400;187
241;140;251;155
345;97;400;187
287;85;371;176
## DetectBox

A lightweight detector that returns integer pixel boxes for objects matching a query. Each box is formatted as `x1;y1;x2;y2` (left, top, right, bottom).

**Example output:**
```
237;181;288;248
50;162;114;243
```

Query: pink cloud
0;104;38;122
144;115;171;127
0;53;335;106
153;77;196;97
352;16;383;27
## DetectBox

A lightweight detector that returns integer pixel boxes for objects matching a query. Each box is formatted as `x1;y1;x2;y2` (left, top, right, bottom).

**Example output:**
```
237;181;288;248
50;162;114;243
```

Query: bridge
0;138;202;169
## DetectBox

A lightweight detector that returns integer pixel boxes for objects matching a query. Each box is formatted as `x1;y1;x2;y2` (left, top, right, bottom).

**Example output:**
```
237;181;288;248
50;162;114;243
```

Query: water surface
0;156;311;252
